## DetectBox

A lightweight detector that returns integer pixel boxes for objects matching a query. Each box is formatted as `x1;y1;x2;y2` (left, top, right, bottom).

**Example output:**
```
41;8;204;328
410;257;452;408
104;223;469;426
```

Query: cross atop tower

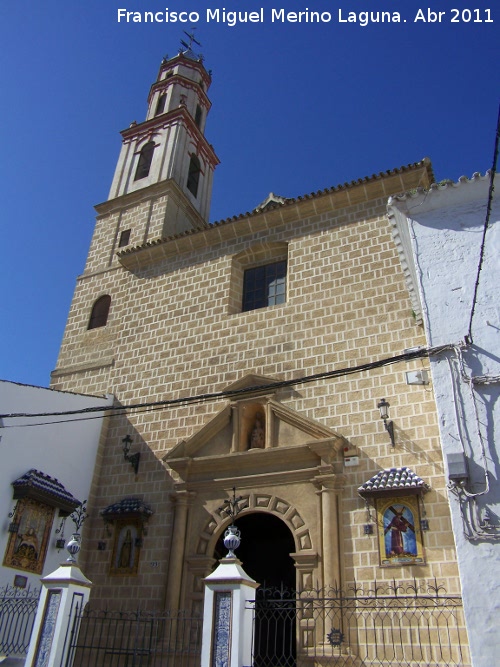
178;30;204;61
180;29;201;51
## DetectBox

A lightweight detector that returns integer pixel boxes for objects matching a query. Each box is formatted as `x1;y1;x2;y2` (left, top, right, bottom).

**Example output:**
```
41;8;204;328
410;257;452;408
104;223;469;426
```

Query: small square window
242;261;287;312
118;230;131;248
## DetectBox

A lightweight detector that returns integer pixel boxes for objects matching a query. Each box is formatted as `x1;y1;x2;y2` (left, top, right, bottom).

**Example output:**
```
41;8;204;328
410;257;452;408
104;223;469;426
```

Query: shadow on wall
79;405;177;609
395;425;445;474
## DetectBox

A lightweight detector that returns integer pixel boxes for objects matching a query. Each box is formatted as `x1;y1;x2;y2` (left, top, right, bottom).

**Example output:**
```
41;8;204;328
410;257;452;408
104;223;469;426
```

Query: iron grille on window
242;261;287;312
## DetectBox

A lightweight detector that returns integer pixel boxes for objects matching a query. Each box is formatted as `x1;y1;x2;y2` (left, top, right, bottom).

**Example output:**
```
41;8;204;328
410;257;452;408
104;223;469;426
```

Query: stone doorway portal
215;512;297;666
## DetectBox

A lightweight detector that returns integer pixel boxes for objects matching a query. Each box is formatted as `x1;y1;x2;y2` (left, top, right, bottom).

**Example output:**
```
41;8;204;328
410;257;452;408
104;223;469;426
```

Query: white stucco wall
389;173;500;667
0;380;113;591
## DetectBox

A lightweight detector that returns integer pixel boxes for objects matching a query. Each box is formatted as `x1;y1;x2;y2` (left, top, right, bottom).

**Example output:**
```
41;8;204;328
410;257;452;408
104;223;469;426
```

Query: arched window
186;155;201;197
155;94;166;116
194;104;202;128
134;141;155;181
88;295;111;330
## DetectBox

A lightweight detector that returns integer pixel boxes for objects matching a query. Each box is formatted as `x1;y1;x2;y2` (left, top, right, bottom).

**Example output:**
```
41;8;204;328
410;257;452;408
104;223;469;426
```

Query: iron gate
63;607;202;667
247;579;470;667
0;585;40;657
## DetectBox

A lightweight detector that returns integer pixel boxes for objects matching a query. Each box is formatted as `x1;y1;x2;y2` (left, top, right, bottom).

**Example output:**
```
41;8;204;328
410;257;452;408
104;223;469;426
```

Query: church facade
50;46;465;629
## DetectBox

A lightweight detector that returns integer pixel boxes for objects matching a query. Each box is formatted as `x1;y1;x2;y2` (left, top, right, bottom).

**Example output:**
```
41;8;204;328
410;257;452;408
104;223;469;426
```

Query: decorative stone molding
196;493;313;558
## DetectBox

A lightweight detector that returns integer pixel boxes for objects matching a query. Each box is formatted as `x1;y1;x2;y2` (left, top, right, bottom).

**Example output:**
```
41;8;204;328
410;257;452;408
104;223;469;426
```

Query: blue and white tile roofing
101;498;153;518
12;469;81;510
358;467;429;497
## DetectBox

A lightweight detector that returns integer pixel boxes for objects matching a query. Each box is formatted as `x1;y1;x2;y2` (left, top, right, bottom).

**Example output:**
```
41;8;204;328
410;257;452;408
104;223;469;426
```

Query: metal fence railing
0;585;40;657
247;579;471;667
64;607;202;667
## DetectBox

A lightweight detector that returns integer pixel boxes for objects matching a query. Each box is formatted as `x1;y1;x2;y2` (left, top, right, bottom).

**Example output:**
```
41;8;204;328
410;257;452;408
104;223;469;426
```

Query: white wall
0;380;113;591
389;173;500;667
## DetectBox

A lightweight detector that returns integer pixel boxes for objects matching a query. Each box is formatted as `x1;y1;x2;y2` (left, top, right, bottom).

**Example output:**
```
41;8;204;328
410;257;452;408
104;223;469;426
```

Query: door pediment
164;377;347;485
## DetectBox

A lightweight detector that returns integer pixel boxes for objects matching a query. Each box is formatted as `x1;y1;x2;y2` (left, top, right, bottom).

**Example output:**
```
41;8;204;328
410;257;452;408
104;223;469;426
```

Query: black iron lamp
122;435;141;474
8;502;19;533
377;398;395;447
55;515;67;550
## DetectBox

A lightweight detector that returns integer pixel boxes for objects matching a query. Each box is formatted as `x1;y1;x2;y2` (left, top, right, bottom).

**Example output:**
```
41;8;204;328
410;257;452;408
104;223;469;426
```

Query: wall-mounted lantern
122;435;140;474
55;515;67;550
377;398;395;448
363;499;375;535
7;501;19;533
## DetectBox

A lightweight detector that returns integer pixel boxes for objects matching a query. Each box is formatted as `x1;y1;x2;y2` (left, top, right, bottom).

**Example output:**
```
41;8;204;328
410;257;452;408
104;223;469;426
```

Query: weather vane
180;29;201;52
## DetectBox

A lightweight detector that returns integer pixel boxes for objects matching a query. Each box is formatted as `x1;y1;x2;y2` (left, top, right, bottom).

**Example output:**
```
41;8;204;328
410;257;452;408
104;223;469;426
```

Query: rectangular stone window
242;261;287;312
118;229;131;247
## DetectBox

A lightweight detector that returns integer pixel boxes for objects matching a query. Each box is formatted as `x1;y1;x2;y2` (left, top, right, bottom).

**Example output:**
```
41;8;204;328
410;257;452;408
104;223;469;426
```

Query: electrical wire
466;103;500;344
0;344;450;426
446;345;490;498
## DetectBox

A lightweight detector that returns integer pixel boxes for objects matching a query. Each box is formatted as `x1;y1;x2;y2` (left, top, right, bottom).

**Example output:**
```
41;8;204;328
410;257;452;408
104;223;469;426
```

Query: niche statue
249;416;265;449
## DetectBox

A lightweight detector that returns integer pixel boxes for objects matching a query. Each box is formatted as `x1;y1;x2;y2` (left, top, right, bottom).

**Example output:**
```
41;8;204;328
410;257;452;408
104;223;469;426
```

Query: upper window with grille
242;261;287;312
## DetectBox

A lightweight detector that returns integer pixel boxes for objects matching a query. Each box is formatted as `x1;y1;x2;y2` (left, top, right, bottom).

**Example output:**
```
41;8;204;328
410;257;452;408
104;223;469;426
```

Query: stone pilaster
315;474;346;589
164;490;195;610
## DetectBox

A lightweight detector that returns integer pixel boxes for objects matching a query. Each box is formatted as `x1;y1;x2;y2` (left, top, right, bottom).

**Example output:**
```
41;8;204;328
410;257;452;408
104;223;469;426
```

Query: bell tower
85;43;219;277
108;46;218;226
51;42;220;389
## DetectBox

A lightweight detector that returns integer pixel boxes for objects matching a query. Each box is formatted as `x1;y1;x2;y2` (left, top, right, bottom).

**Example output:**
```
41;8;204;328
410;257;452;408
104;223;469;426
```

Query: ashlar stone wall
51;166;461;610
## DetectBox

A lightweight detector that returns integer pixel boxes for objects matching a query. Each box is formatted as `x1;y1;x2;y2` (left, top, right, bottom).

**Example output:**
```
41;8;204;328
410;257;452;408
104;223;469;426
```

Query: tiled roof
214;158;434;224
389;170;490;204
358;467;429;498
101;498;153;519
387;170;495;327
12;469;81;512
117;158;434;261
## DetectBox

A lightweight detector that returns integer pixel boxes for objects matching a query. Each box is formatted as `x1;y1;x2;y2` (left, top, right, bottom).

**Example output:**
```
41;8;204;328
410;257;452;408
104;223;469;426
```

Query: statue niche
244;405;266;450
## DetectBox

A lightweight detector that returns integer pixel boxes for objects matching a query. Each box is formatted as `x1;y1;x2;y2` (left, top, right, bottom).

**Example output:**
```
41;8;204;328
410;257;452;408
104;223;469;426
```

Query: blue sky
1;0;498;388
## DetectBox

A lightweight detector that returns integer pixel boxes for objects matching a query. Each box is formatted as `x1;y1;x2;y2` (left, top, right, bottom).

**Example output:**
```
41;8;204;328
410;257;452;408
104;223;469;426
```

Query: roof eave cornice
117;158;434;266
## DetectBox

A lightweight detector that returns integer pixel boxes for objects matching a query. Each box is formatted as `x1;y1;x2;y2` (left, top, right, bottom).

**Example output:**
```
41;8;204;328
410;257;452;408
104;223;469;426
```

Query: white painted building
0;380;113;591
389;172;500;667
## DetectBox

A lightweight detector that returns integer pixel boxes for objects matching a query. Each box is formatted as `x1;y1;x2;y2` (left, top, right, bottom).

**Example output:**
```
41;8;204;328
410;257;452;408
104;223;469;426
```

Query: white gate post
24;535;92;667
201;556;258;667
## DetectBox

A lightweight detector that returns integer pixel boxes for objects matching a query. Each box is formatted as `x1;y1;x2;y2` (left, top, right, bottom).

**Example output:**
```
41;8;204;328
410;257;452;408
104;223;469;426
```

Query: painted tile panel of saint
3;498;55;575
377;496;425;566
